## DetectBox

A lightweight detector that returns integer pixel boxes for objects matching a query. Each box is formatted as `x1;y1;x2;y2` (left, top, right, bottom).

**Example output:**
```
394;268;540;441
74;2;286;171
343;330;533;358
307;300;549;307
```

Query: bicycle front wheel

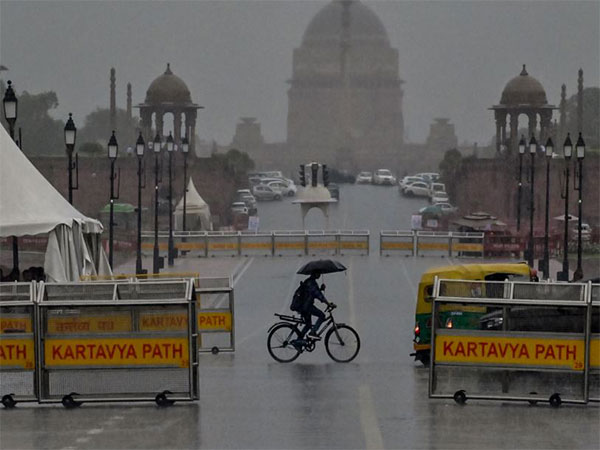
267;323;302;363
325;324;360;362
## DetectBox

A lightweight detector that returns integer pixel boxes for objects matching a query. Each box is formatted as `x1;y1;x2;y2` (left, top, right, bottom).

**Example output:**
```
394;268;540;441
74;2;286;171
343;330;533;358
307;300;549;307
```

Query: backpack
290;281;308;312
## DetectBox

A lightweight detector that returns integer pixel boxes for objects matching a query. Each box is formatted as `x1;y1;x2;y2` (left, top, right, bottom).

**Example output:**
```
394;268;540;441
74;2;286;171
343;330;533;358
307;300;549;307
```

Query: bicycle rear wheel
267;323;302;363
325;324;360;362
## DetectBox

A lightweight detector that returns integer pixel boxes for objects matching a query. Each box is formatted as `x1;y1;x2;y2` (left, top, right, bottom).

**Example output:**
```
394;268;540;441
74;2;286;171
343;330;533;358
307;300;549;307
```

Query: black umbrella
297;259;347;275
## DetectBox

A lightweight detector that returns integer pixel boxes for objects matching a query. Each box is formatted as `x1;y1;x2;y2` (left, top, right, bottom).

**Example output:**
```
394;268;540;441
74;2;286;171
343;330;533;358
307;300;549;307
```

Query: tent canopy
174;179;211;231
0;126;102;237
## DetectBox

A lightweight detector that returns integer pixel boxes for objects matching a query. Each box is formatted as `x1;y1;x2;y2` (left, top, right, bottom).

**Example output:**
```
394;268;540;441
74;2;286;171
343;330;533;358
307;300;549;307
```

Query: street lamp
181;135;189;233
542;138;553;278
152;133;162;274
3;80;19;272
107;131;119;269
559;133;573;281
517;135;526;232
64;113;78;204
527;135;537;267
574;133;586;280
166;132;175;266
135;132;146;275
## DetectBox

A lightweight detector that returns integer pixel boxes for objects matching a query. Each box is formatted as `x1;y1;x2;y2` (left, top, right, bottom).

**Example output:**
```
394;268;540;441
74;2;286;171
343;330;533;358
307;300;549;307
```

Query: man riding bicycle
298;272;334;340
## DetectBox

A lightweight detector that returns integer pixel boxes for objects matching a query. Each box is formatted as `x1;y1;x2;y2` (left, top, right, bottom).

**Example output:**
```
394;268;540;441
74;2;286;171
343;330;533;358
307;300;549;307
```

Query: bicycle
267;304;360;363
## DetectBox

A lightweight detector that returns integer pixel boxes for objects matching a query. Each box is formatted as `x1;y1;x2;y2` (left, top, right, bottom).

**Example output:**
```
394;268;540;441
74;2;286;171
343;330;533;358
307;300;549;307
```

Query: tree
0;80;64;156
438;148;463;198
78;107;140;151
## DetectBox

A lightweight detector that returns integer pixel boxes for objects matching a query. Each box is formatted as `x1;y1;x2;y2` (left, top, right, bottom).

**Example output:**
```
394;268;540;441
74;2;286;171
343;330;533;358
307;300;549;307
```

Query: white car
403;181;430;197
431;192;449;204
267;180;295;197
230;202;248;215
399;176;426;191
415;172;440;183
373;169;396;185
434;202;457;214
428;182;446;199
252;184;282;201
356;171;373;184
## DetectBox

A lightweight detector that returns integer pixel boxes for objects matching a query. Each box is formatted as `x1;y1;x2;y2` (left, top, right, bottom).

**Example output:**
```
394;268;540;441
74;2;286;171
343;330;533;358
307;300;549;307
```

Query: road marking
87;428;103;435
399;259;417;299
233;257;254;286
359;384;384;449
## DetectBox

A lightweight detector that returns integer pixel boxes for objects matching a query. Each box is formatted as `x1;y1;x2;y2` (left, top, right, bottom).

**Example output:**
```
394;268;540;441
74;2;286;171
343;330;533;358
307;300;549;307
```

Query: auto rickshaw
411;262;534;365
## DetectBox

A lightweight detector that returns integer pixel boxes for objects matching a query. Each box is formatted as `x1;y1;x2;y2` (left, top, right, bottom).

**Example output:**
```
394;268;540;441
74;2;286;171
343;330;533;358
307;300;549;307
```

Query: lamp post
64;113;78;204
166;132;175;266
107;131;119;269
181;136;189;233
135;132;145;275
527;135;537;267
517;135;526;232
152;133;162;274
574;133;586;280
542;138;553;278
559;133;572;281
3;80;19;272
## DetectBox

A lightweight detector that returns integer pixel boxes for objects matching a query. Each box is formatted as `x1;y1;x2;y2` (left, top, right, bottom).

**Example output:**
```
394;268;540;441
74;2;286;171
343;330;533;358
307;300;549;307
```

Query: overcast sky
1;0;598;146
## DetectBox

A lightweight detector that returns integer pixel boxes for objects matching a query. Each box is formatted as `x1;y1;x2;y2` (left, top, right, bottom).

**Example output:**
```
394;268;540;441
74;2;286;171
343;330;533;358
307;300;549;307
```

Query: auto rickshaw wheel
549;393;562;408
2;394;16;409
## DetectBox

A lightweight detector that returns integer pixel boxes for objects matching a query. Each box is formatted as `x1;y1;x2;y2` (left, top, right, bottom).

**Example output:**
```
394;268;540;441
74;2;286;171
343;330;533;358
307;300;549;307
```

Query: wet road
2;184;599;449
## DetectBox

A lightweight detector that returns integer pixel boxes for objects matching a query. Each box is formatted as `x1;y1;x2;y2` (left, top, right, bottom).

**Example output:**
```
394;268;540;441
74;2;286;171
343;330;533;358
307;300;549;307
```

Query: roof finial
520;64;528;76
165;63;172;74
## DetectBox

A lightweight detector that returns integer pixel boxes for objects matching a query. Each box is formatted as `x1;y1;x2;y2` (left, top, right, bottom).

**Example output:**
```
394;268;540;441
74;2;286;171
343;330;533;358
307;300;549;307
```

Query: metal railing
429;278;599;407
379;230;484;258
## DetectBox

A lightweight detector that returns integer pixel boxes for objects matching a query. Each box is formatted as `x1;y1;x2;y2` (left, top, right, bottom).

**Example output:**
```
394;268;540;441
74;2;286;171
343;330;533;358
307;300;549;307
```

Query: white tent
174;179;212;231
0;126;110;282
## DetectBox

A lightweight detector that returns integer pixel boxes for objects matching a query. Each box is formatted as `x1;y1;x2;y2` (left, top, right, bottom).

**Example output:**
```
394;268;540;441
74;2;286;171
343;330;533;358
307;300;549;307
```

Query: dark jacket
304;277;327;307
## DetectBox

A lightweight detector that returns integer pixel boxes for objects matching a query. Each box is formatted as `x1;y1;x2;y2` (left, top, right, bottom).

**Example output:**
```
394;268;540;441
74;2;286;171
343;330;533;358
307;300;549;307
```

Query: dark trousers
301;304;325;336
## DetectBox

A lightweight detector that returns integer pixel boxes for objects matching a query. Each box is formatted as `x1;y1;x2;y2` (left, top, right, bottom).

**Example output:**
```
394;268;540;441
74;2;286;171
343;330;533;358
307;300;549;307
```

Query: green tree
438;148;463;198
0;80;64;156
78;108;140;151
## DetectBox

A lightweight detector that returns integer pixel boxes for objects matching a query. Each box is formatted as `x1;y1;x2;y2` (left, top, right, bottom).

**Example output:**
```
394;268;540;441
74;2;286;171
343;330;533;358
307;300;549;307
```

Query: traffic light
322;164;329;187
311;162;319;187
299;164;306;187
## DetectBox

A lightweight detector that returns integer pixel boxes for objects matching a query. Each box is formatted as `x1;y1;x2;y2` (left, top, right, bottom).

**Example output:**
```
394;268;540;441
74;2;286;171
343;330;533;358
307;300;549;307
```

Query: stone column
539;111;552;145
528;112;538;140
155;110;164;138
174;110;182;143
187;110;197;153
510;112;519;154
140;108;152;142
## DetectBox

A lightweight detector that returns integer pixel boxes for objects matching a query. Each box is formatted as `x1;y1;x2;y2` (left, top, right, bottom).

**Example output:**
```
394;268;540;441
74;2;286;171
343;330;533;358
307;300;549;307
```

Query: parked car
431;192;449;204
238;193;258;215
267;179;297;197
252;184;282;201
327;183;340;200
230;202;248;215
415;172;440;184
434;202;458;214
428;182;446;199
403;181;430;197
356;171;373;184
399;176;426;192
373;169;396;185
571;223;592;241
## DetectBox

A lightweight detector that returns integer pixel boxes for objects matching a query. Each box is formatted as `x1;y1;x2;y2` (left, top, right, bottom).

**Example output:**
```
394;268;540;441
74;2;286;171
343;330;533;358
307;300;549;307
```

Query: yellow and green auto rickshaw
411;262;534;365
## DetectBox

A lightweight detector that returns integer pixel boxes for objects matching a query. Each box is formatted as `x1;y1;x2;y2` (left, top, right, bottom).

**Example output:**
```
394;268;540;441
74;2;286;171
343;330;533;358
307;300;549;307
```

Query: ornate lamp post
166;132;175;266
574;133;586;280
135;132;145;274
559;134;572;281
181;136;189;232
64;113;78;204
542;138;553;278
527;135;537;267
517;135;526;232
152;133;162;274
3;80;19;272
107;131;119;269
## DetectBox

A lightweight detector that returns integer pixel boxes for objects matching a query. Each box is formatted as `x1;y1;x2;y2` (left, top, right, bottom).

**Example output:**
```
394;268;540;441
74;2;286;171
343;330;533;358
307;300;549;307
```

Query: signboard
411;215;422;230
0;338;35;369
248;216;259;232
139;311;232;332
1;315;32;333
47;314;132;334
44;337;189;368
435;333;586;371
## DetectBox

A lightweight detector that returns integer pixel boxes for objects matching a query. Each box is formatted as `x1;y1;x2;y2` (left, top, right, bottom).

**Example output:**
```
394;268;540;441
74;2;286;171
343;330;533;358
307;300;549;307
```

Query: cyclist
299;272;334;340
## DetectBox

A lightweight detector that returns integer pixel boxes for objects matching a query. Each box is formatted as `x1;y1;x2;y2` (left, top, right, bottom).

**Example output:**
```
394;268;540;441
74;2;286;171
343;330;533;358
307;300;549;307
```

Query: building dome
500;65;548;106
145;64;192;104
301;0;390;46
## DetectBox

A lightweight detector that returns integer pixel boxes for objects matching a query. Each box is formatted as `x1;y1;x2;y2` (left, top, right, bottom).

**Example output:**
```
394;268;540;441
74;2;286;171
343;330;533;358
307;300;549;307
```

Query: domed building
490;65;556;155
286;0;404;171
137;64;202;150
